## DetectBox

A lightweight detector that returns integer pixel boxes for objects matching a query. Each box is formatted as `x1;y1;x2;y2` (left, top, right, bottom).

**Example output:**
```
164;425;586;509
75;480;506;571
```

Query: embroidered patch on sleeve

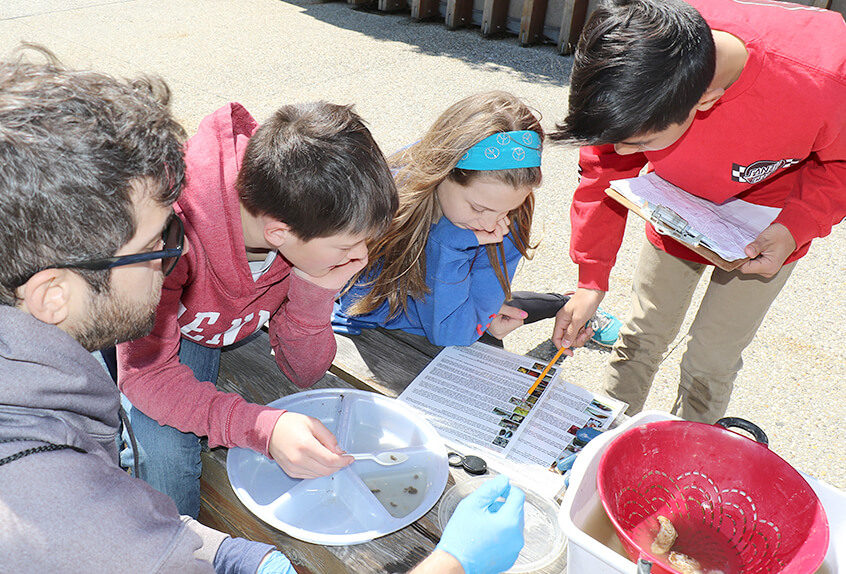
731;158;801;184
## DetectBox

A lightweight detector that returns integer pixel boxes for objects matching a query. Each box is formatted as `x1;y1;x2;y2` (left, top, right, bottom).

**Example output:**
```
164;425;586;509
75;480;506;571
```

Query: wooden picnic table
198;328;569;573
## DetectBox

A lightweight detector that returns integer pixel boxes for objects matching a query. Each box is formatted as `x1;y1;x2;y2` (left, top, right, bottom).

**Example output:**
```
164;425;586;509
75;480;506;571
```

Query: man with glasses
0;49;296;572
0;51;525;574
50;212;185;277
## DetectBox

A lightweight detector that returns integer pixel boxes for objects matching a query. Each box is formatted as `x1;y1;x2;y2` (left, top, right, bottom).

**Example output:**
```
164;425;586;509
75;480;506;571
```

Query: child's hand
486;304;528;340
473;216;511;245
739;223;796;278
294;257;368;292
552;288;601;350
268;412;354;478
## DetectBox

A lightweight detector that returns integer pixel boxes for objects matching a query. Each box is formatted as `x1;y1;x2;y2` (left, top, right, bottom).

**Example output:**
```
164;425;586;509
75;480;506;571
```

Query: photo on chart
585;405;610;419
499;418;519;430
589;399;612;412
585;417;603;429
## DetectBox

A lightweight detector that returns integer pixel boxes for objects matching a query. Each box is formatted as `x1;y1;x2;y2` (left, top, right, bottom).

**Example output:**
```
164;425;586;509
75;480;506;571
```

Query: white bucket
558;411;845;574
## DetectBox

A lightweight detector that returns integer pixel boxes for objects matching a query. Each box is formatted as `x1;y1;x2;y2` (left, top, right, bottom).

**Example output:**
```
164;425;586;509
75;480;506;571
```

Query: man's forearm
409;550;463;574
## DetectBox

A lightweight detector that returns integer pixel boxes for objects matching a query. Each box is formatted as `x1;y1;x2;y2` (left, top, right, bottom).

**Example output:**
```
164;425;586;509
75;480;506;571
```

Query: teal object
455;130;542;171
590;308;622;347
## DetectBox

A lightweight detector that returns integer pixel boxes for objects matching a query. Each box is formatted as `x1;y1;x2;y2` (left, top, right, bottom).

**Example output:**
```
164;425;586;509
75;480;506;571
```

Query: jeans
120;338;221;518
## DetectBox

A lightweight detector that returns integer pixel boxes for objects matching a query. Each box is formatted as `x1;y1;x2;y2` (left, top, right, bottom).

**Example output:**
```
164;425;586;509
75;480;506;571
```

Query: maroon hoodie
117;103;337;456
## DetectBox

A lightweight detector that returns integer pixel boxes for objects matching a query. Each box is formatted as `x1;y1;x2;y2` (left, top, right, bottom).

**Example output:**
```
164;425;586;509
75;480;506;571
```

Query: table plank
331;329;441;397
380;329;444;359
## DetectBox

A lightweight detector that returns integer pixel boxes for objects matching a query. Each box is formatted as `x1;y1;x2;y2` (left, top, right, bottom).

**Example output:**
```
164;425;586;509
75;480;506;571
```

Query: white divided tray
226;389;449;545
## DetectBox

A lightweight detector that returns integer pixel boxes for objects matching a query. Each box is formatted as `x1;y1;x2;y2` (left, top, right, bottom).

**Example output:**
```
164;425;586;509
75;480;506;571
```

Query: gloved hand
436;474;525;574
331;301;363;336
256;550;296;574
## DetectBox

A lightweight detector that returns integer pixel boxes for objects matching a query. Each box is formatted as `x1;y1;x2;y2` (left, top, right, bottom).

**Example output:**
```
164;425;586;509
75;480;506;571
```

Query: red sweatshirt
117;103;338;456
571;0;846;291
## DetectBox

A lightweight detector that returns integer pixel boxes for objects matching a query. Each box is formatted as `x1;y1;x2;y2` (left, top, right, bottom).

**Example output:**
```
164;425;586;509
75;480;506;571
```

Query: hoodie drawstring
0;438;86;468
118;405;141;479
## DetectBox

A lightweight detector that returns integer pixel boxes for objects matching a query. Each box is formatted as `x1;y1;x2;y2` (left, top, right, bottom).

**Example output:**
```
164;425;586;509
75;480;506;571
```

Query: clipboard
605;187;748;271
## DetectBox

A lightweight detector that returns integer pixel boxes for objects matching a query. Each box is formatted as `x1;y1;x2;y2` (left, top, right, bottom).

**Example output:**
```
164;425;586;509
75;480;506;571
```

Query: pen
525;345;567;397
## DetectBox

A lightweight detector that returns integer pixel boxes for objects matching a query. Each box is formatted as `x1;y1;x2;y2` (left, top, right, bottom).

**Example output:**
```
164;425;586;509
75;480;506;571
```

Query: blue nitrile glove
256;551;295;574
436;474;526;574
331;302;363;336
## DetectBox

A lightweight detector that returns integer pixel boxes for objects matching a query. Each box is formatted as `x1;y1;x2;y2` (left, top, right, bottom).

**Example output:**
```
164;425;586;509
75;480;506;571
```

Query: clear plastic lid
226;389;449;545
438;476;566;573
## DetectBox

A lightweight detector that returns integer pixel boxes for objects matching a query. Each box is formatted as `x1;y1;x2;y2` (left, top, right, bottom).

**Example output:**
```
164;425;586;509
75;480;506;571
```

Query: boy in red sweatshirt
117;101;398;517
550;0;845;422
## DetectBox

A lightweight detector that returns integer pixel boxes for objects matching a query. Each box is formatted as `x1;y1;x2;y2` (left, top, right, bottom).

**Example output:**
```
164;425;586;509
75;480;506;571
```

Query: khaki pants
603;240;796;423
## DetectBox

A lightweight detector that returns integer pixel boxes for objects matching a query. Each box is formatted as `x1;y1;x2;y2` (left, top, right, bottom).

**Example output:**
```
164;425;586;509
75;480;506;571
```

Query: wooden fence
344;0;845;55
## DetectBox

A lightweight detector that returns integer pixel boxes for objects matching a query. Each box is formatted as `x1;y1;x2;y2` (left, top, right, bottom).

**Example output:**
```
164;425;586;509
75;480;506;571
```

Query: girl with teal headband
334;91;620;347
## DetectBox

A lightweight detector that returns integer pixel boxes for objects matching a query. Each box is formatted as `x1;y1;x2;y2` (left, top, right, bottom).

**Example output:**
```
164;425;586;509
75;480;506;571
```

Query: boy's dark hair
0;45;186;306
551;0;716;145
237;102;398;241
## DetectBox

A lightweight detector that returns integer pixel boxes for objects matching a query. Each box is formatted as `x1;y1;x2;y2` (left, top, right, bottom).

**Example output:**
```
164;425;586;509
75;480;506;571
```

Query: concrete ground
2;0;843;488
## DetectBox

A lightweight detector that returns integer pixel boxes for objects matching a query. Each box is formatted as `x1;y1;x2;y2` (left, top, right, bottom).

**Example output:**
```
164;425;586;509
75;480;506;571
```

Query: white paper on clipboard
610;173;781;261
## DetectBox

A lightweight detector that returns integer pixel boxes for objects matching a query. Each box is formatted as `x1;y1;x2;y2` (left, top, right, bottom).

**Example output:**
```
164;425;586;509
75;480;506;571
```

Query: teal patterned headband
455;130;542;171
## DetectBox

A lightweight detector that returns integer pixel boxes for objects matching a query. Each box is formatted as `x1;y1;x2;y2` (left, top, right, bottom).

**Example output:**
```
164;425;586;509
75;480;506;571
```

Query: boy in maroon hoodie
117;101;398;517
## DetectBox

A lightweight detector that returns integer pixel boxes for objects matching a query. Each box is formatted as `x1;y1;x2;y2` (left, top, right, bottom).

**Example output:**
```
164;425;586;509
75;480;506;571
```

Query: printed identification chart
398;343;626;497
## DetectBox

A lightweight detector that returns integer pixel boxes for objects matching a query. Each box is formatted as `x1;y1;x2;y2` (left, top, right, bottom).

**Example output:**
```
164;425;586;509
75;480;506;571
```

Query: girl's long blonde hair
348;91;544;319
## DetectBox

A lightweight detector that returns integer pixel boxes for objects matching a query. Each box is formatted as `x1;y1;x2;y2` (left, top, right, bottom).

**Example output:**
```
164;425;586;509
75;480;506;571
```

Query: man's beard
73;278;163;352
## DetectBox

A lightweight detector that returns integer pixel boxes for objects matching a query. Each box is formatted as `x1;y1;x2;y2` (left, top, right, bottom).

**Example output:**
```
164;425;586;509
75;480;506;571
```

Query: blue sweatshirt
336;216;523;346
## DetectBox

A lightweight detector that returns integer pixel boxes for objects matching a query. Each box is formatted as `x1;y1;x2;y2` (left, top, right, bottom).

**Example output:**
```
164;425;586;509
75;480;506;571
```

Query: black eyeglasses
52;213;185;277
